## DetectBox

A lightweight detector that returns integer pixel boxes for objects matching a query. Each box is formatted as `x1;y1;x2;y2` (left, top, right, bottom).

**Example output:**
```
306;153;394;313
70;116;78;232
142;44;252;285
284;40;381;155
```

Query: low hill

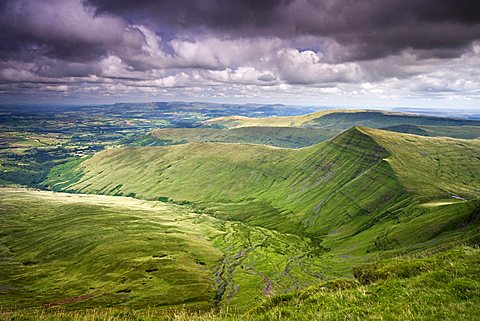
202;109;359;128
45;128;480;260
131;112;480;151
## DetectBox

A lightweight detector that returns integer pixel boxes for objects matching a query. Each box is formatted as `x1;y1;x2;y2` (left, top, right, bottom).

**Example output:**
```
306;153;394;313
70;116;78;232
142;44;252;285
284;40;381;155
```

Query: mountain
137;126;337;148
45;127;480;254
3;125;480;319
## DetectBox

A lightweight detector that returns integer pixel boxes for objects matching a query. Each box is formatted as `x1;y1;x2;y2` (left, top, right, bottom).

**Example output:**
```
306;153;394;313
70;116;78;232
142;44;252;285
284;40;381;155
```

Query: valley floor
0;188;328;312
1;187;480;320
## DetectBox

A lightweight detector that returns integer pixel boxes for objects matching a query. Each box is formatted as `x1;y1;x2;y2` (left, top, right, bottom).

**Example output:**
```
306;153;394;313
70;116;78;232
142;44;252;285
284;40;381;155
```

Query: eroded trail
210;220;326;308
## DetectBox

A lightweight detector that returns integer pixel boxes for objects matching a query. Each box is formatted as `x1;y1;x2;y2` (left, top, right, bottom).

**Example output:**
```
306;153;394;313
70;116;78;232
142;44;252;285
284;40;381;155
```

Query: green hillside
0;188;331;310
3;126;480;319
1;191;479;320
2;246;479;320
383;124;480;139
203;110;480;143
137;127;336;148
45;128;480;258
250;245;480;321
305;111;480;129
127;112;480;154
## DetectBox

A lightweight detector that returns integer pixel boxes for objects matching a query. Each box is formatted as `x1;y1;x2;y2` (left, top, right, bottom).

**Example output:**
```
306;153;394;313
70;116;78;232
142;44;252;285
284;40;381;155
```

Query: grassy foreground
2;246;479;320
0;188;331;312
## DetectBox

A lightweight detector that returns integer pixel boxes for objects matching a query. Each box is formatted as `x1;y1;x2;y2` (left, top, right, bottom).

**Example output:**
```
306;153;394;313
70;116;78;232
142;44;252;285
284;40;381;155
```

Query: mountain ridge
204;109;480;130
44;127;480;261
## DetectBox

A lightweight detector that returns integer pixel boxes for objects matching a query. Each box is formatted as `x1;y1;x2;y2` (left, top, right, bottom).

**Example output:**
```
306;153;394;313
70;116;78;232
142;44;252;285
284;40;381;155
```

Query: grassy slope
306;111;480;129
45;128;400;235
362;127;480;199
251;246;480;321
201;110;338;128
0;188;332;311
129;111;480;153
201;109;413;128
143;127;336;148
0;188;223;309
2;246;479;320
44;128;480;269
4;127;480;319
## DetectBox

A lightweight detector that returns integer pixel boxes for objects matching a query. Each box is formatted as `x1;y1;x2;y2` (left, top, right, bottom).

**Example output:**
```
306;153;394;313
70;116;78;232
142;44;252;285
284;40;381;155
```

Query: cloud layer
1;0;480;106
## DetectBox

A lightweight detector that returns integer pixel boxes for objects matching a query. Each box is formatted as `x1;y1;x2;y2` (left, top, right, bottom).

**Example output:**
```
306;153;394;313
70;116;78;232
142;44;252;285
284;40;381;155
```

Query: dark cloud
0;0;146;62
86;0;289;31
86;0;480;60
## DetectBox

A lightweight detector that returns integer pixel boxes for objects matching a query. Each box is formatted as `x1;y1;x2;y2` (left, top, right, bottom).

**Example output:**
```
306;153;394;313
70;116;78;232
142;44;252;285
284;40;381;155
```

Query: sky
0;0;480;108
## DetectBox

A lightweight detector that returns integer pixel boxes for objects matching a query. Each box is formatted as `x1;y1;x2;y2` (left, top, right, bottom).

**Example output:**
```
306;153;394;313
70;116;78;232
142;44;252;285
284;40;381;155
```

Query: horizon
1;100;479;113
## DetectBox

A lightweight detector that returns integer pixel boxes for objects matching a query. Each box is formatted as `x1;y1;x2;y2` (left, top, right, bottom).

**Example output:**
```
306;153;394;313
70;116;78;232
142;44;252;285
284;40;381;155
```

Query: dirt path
42;294;93;307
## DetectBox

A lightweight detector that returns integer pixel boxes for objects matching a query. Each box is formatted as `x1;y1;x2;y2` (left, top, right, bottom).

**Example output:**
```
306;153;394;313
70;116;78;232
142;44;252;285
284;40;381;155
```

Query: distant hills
204;109;480;129
141;109;480;148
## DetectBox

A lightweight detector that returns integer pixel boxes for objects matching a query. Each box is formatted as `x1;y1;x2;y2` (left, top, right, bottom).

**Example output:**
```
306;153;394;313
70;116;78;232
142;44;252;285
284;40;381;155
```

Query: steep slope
45;128;399;232
251;246;480;321
45;128;480;259
139;127;336;148
363;127;480;199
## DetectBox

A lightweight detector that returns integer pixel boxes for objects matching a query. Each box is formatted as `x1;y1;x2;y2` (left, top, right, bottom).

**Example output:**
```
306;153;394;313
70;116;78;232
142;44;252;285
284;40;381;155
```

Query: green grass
144;127;336;148
0;188;332;312
44;127;480;232
43;127;480;272
252;245;480;320
3;125;480;319
306;111;480;129
383;125;480;139
2;246;479;320
0;188;223;309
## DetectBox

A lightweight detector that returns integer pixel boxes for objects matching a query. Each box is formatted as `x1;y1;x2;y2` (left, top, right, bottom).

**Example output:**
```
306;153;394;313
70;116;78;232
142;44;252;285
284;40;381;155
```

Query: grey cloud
0;0;146;62
86;0;480;61
0;0;480;104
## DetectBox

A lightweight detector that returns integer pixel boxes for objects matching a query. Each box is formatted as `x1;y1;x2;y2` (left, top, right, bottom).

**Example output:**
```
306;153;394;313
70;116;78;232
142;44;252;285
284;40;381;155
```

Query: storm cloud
0;0;479;105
